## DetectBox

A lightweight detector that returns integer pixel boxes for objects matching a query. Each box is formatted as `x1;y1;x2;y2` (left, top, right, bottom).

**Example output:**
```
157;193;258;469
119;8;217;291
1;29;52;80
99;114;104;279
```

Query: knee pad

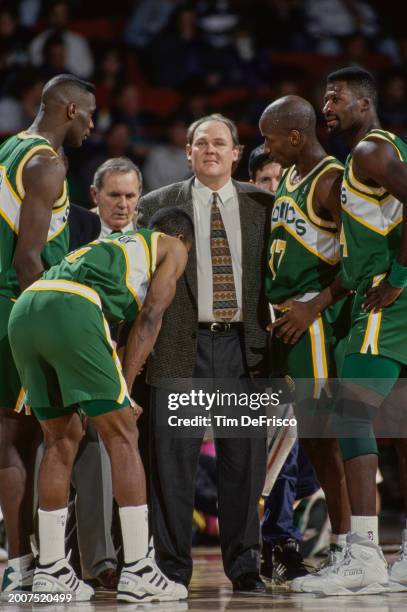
334;399;378;461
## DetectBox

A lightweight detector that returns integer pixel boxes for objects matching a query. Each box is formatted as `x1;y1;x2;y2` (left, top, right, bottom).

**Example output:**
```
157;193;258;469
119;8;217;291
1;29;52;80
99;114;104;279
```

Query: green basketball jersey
340;129;407;290
265;156;343;303
0;131;70;299
42;229;161;323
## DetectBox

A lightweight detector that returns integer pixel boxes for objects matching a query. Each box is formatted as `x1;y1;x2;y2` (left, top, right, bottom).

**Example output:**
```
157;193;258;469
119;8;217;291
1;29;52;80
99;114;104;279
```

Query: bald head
42;74;95;107
259;96;321;168
260;95;316;134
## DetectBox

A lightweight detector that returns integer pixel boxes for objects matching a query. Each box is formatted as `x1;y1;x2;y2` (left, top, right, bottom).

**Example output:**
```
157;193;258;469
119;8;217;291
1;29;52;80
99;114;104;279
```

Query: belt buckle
210;322;230;332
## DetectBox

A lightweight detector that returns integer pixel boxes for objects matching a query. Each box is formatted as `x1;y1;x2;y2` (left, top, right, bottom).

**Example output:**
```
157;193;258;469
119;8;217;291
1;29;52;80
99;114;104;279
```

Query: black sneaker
272;539;310;584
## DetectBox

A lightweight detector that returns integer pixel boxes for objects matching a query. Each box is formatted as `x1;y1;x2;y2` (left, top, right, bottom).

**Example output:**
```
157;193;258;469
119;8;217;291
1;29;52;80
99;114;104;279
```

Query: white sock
330;533;347;548
7;553;33;571
38;507;68;565
119;505;149;564
351;515;378;545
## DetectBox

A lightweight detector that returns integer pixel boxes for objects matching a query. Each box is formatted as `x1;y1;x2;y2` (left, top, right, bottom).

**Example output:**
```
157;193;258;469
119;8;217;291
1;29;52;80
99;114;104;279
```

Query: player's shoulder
352;135;399;174
25;149;65;177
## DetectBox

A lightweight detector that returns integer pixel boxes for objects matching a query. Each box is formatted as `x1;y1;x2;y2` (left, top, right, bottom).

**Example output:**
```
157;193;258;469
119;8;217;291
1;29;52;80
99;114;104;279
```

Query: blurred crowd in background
0;0;406;206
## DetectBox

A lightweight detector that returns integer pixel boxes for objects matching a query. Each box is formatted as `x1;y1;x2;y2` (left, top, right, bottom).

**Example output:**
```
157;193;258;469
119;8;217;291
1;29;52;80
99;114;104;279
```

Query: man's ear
185;143;192;163
289;129;301;147
67;102;76;120
232;146;240;162
89;185;98;206
360;96;370;113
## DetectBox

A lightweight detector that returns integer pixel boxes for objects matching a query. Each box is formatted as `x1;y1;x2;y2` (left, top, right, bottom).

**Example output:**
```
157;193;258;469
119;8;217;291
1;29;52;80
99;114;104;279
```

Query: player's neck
294;144;327;180
347;117;381;150
27;114;65;151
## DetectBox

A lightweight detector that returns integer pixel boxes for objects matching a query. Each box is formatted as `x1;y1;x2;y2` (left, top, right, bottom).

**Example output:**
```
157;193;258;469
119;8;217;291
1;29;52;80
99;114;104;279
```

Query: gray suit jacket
138;176;273;387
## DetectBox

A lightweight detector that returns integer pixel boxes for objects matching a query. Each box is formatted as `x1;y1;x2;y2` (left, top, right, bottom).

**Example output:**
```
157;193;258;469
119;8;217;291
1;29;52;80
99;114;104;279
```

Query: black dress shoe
232;572;266;594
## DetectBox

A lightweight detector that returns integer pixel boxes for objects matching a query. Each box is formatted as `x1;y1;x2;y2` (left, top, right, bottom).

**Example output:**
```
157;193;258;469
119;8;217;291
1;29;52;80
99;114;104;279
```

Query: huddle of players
1;64;407;601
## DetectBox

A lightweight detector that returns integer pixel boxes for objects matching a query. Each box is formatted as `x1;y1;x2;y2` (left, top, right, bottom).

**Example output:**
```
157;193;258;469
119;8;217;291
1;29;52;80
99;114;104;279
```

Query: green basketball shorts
346;273;407;365
0;295;27;412
8;279;130;420
270;295;351;401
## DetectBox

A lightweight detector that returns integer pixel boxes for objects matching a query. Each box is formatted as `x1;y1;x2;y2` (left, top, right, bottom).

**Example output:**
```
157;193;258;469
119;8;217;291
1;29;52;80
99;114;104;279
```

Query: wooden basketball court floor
1;547;407;612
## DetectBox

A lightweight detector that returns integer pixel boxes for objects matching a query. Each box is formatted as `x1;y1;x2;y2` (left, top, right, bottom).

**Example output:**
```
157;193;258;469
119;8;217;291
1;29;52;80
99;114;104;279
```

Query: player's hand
267;299;319;345
130;398;143;421
363;281;403;312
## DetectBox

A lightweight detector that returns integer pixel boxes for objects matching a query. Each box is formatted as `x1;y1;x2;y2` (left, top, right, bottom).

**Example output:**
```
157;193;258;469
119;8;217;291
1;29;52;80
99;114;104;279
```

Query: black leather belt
198;322;243;332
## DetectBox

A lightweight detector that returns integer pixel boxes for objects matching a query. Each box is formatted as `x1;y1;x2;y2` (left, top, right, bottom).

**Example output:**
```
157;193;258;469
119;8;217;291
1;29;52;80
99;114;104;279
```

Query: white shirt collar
193;177;235;206
100;217;135;238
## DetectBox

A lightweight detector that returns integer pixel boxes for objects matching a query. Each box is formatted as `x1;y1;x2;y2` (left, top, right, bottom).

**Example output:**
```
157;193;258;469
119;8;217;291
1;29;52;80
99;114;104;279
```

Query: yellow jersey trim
15;145;56;199
345;177;392;206
113;241;143;309
150;231;164;275
284;156;337;193
306;162;343;231
342;195;402;236
101;315;129;404
26;279;102;308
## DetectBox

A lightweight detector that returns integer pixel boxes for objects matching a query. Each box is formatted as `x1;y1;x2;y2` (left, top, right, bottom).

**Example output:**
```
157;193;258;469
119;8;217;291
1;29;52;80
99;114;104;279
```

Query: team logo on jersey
271;198;306;237
271;195;340;264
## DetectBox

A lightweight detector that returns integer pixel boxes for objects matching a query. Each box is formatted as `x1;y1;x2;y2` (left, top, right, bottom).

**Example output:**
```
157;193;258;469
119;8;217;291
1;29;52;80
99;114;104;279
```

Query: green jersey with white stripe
0;131;70;299
340;128;407;290
265;156;342;303
42;229;161;323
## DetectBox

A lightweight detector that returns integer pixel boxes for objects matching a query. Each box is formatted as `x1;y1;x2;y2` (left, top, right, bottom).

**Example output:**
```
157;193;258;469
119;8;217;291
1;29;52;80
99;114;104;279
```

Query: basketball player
259;95;351;577
0;74;95;597
8;209;193;602
291;66;407;596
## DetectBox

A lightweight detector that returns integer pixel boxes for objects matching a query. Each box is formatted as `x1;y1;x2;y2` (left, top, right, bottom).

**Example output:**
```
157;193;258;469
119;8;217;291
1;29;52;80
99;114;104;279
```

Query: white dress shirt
192;178;242;322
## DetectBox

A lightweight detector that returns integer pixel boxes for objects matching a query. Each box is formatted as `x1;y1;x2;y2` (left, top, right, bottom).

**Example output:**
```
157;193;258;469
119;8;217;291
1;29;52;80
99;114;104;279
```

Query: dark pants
150;328;267;586
262;441;320;546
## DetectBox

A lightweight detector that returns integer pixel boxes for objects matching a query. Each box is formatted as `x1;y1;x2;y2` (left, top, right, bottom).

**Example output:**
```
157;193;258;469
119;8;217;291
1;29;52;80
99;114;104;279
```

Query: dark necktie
210;192;238;322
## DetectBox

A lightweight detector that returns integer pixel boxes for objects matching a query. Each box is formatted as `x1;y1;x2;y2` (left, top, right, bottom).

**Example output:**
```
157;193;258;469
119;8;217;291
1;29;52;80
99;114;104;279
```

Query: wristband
388;259;407;289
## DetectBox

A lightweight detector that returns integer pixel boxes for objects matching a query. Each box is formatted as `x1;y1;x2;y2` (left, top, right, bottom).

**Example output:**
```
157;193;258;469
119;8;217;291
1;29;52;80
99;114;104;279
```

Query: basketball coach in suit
137;114;273;594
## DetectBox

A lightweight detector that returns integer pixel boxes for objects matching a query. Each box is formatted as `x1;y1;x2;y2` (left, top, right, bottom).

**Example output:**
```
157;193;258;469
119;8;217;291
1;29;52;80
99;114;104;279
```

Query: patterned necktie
210;192;238;322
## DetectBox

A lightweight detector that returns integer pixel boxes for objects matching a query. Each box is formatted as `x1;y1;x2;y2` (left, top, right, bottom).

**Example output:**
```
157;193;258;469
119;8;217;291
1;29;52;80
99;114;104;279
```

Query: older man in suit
138;113;273;593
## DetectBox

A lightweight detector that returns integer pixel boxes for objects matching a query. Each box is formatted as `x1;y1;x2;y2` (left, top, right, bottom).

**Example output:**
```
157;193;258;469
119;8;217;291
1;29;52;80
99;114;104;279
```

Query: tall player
259;95;351;575
292;66;407;595
0;74;95;596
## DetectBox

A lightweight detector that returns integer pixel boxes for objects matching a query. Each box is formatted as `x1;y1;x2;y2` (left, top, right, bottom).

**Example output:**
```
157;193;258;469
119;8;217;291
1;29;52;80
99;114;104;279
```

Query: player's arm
270;170;348;344
122;236;188;392
352;139;407;311
13;153;66;291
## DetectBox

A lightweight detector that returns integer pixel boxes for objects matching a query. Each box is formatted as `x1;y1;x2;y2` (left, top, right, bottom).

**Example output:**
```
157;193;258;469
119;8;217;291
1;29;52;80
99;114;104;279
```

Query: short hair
93;157;143;193
186;113;244;171
42;73;95;102
327;66;377;107
186;113;241;147
148;207;194;242
248;145;270;180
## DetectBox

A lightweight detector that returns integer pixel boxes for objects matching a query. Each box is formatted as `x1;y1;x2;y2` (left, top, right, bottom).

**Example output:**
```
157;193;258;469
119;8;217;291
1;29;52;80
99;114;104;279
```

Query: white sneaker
291;543;346;592
291;533;388;595
389;528;407;592
33;558;94;601
118;557;188;603
0;558;35;601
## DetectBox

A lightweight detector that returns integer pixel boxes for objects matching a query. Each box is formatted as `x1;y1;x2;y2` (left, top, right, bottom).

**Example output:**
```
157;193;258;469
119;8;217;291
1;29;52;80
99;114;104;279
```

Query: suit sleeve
137;195;154;228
